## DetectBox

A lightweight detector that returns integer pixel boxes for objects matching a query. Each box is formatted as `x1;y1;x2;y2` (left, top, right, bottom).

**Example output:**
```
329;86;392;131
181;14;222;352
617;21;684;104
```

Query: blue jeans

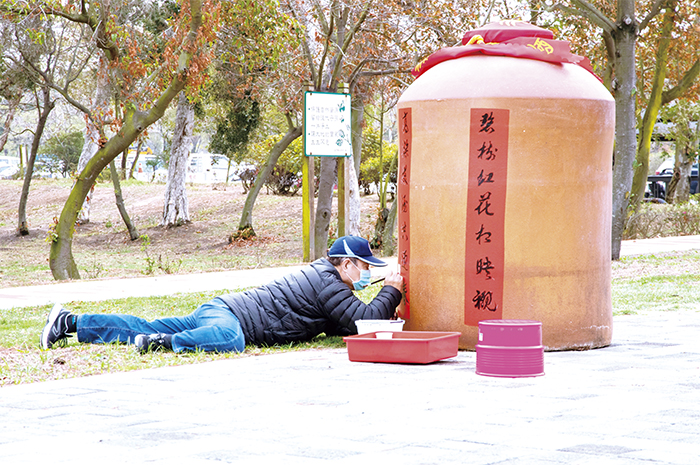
76;298;245;353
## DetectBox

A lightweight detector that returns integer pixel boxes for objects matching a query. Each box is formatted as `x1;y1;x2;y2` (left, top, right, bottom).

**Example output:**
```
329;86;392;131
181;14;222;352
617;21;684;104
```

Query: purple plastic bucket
476;320;544;378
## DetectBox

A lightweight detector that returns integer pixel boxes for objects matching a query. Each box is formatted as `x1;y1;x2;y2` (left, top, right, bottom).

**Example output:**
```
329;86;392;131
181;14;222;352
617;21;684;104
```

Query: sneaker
135;333;172;354
41;304;73;349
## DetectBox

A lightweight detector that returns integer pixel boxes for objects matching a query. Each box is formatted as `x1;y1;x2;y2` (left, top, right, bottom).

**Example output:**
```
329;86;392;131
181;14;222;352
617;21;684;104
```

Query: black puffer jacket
218;258;402;346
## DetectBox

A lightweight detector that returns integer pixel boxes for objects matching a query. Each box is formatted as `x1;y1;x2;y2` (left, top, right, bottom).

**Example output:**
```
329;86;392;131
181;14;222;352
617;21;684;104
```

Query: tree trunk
109;160;139;240
237;117;301;235
347;159;361;236
128;140;143;180
666;114;700;204
18;87;54;236
382;196;398;256
314;156;337;259
351;95;364;176
120;149;128;179
665;165;679;204
630;1;676;208
0;95;20;153
347;94;366;236
161;92;194;227
18;145;24;177
77;61;112;224
610;1;637;260
346;96;364;236
673;141;692;204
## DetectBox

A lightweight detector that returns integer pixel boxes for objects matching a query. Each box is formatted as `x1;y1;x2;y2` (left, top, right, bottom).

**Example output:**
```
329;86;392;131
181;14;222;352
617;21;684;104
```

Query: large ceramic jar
397;21;615;350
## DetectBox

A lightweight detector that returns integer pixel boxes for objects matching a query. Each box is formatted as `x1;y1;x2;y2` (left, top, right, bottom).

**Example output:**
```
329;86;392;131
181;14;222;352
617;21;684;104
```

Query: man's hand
383;271;403;292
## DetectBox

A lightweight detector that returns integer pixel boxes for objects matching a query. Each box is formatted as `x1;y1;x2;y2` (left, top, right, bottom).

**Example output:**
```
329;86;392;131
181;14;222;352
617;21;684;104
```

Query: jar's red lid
413;20;600;82
462;20;554;45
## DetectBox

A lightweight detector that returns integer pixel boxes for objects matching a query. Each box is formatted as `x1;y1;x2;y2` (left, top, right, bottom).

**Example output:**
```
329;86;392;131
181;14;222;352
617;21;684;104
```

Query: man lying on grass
41;236;404;354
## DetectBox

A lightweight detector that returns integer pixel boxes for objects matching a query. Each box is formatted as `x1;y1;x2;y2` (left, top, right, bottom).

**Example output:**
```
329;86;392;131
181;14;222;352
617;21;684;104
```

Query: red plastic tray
344;331;460;364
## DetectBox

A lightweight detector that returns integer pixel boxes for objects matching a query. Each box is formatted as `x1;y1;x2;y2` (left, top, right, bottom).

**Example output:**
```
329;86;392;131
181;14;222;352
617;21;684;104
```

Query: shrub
359;127;397;197
624;198;700;239
246;134;304;196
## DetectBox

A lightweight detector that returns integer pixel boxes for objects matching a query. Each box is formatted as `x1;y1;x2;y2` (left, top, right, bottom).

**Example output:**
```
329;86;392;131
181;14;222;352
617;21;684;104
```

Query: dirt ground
1;178;695;288
0;178;386;288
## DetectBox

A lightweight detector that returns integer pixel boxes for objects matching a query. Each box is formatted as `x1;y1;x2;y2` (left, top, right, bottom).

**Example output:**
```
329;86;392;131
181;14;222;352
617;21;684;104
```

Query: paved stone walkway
0;235;699;464
1;310;699;464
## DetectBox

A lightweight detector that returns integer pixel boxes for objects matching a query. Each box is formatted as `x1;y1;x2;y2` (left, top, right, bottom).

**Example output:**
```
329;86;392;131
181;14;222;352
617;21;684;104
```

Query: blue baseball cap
328;236;387;267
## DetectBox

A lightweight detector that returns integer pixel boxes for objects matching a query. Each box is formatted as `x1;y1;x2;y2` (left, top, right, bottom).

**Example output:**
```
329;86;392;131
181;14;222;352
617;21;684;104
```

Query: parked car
654;158;675;175
647;163;698;200
0;165;18;179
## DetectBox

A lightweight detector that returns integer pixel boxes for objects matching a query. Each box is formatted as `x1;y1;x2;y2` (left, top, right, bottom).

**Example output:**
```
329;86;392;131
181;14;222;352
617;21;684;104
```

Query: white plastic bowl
355;319;405;335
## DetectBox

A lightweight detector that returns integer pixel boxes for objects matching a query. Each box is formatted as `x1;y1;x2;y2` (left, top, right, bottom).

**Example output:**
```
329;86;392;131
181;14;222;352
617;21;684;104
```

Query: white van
0;156;19;178
0;156;19;168
188;153;231;183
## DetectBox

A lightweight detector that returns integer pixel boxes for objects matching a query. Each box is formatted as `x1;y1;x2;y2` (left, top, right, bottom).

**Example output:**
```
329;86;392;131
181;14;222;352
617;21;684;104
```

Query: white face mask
349;261;372;290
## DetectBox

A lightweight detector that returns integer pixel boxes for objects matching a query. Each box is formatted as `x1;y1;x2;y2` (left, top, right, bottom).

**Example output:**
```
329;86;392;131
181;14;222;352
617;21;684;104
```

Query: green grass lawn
612;273;700;315
0;284;384;386
2;252;699;386
611;251;700;315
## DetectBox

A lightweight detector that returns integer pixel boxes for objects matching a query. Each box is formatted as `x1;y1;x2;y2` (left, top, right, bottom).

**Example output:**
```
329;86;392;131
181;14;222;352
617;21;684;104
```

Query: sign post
302;86;352;261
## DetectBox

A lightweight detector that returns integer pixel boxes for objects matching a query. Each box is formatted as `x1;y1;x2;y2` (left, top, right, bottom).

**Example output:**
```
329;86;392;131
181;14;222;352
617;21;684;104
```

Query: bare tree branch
638;0;666;32
330;0;373;84
551;0;616;33
15;41;95;120
284;0;317;88
602;29;616;62
662;57;700;105
347;56;406;88
357;68;412;78
316;14;334;90
312;0;330;36
61;25;94;90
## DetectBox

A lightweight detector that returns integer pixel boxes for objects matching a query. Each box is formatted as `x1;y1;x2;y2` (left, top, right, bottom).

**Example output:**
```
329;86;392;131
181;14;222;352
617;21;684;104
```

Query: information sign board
304;91;352;157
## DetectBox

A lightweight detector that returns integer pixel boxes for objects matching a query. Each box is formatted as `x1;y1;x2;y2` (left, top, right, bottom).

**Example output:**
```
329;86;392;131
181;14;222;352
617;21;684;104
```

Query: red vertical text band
465;108;509;326
398;107;412;318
